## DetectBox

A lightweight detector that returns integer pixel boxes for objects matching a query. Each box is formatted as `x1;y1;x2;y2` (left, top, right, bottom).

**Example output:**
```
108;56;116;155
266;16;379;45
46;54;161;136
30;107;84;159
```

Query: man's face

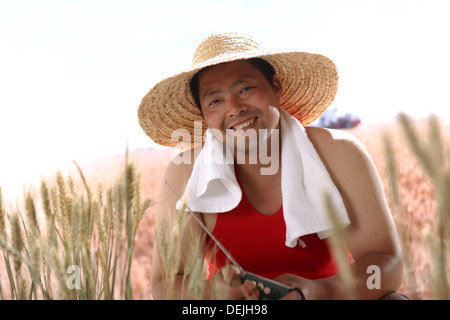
198;60;282;150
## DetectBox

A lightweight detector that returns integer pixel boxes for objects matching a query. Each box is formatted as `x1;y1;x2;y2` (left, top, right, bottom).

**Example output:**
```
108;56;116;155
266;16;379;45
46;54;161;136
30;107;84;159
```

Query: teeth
233;118;255;130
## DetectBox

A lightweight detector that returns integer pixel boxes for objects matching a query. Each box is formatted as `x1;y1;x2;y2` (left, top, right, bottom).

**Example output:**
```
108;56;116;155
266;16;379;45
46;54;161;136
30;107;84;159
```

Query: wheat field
349;116;449;299
0;116;448;299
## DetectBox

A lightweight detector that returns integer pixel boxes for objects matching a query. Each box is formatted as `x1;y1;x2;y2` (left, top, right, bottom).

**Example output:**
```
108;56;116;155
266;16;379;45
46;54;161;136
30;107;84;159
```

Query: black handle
241;271;291;300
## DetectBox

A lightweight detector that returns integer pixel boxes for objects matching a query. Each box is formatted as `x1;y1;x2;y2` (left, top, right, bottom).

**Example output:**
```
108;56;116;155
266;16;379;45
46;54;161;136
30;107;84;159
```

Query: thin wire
164;180;244;273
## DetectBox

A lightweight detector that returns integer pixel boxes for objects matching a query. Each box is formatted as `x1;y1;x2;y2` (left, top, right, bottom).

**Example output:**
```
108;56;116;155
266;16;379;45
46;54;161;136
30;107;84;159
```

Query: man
138;33;406;300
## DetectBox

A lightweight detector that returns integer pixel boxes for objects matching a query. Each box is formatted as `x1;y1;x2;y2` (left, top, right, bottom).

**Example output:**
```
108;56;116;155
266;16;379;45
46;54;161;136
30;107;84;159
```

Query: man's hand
214;265;260;300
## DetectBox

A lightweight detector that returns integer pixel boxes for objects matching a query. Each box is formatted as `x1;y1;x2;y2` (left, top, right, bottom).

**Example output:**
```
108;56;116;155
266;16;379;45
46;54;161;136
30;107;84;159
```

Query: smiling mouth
231;117;257;131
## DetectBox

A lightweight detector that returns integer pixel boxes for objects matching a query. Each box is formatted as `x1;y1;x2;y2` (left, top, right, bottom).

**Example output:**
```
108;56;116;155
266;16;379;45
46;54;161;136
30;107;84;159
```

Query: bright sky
1;0;450;199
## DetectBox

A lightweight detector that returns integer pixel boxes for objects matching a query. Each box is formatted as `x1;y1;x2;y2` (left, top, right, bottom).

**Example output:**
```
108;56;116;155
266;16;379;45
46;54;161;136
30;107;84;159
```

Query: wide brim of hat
138;49;338;148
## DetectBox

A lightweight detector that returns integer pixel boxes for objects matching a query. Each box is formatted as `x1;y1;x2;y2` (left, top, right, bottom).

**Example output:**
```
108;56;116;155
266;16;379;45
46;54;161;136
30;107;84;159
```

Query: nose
226;95;247;118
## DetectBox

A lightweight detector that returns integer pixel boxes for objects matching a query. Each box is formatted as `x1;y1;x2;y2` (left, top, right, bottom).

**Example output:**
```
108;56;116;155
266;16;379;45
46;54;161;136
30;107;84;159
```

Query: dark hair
189;58;276;116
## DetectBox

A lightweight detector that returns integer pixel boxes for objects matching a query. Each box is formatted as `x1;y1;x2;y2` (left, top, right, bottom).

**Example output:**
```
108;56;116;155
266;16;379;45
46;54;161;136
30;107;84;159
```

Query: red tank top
205;180;350;280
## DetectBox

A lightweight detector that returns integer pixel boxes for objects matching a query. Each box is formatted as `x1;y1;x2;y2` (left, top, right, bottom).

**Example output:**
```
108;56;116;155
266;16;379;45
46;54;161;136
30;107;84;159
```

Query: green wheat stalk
0;154;150;300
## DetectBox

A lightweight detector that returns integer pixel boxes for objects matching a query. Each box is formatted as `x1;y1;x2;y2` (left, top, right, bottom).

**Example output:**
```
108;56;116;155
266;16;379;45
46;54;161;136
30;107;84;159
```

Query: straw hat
138;32;338;148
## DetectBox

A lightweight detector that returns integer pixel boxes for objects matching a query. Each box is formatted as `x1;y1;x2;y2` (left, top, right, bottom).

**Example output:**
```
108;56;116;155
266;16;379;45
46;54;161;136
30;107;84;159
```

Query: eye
240;86;256;95
208;99;220;107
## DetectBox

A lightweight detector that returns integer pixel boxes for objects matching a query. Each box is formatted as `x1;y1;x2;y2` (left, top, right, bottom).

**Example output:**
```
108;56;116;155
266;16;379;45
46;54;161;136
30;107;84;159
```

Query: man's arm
151;150;259;299
277;127;404;300
150;155;205;299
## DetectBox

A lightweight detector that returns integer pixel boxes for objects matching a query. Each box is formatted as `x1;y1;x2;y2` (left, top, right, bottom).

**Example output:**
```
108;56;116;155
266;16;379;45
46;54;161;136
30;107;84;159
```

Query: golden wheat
383;133;419;299
0;188;6;240
0;158;150;300
383;113;449;300
2;115;448;300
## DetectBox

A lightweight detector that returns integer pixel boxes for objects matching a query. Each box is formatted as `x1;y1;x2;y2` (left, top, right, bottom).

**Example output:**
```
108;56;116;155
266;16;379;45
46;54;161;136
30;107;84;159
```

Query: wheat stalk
385;113;449;299
323;192;357;300
382;133;419;299
0;156;150;300
0;188;6;239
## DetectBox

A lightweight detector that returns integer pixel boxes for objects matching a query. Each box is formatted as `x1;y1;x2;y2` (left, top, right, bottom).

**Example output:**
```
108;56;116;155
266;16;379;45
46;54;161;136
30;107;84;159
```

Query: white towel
176;108;350;248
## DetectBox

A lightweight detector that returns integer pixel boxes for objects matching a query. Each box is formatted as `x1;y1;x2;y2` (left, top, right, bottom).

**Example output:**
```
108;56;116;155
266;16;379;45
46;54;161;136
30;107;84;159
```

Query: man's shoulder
305;126;371;173
306;126;362;151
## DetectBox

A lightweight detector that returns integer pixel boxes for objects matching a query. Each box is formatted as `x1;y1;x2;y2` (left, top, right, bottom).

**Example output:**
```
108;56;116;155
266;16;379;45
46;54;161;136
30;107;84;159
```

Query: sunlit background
1;0;449;200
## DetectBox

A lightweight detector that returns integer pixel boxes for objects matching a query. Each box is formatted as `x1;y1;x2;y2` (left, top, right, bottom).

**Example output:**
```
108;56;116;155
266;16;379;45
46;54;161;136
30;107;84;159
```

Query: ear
272;75;282;98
